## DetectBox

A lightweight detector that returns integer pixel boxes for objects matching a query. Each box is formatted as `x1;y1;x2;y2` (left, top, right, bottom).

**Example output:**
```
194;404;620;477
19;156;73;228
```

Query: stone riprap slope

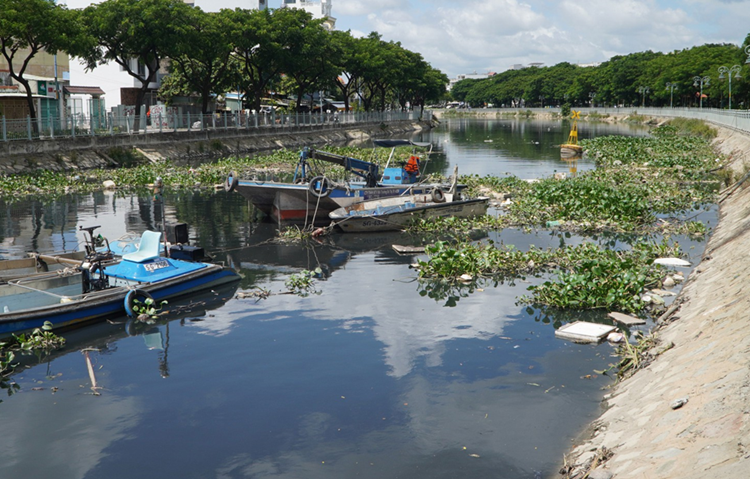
562;126;750;479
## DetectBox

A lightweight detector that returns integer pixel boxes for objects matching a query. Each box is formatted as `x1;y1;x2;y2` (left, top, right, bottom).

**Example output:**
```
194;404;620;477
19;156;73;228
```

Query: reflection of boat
329;191;489;233
226;139;464;224
560;110;583;158
560;145;582;159
225;242;351;284
5;282;239;381
0;227;240;336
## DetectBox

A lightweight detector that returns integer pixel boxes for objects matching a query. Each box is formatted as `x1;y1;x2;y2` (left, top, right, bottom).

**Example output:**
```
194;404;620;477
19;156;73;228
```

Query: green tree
448;41;747;110
410;65;449;115
164;9;237;114
450;79;478;102
329;30;361;112
733;34;750;109
353;33;388;111
227;8;279;112
279;13;339;112
356;35;407;111
82;0;193;127
0;0;82;128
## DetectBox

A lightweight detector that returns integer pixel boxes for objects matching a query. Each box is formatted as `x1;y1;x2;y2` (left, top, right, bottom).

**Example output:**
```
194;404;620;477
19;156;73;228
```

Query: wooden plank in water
392;244;426;254
555;321;616;343
608;312;646;326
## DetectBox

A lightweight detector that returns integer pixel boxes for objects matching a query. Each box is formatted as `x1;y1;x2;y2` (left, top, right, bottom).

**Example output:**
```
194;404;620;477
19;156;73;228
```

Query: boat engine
79;225;114;293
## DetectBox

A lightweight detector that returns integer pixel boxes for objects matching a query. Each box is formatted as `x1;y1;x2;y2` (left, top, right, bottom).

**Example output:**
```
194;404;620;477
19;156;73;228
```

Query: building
0;49;71;123
510;62;545;70
282;0;336;29
448;71;495;90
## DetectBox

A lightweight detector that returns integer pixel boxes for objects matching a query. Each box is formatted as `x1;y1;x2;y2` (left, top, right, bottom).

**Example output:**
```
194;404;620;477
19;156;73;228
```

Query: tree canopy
0;0;83;124
452;43;750;110
5;0;750;118
81;0;194;122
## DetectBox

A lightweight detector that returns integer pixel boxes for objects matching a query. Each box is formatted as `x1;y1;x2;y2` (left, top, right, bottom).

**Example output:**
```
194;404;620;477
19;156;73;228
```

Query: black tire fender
225;171;239;192
308;176;332;198
431;187;446;203
124;288;154;318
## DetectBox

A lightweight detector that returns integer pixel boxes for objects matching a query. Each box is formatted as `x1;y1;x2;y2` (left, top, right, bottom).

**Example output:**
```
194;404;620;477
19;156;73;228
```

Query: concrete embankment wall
563;127;750;478
0;120;428;174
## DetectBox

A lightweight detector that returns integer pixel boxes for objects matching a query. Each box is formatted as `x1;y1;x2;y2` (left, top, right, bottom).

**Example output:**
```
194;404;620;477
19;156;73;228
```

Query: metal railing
471;106;750;135
0;109;429;142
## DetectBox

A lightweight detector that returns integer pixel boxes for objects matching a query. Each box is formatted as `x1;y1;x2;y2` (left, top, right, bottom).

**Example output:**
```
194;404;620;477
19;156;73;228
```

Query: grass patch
664;117;717;139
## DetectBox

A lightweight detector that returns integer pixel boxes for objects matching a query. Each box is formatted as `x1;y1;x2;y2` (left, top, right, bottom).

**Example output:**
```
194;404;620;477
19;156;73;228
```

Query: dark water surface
0;119;712;479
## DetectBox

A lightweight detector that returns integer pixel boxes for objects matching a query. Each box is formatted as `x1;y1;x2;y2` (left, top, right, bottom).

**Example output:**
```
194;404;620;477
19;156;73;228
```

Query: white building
248;0;268;9
510;63;546;70
281;0;335;29
448;71;494;90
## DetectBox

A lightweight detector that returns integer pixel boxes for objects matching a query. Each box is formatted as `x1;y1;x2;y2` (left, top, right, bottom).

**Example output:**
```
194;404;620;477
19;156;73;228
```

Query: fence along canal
0;109;431;142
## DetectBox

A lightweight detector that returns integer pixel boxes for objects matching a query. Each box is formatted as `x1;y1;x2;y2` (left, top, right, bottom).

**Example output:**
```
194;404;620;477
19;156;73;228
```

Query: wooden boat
226;140;465;224
0;251;86;283
329;189;489;233
0;227;239;336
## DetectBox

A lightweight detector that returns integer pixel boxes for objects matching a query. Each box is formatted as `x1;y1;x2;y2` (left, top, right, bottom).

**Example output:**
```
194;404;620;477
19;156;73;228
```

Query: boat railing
7;277;82;301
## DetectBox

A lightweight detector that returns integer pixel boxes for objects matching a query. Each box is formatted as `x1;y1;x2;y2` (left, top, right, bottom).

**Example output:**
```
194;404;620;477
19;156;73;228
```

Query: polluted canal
0;118;716;478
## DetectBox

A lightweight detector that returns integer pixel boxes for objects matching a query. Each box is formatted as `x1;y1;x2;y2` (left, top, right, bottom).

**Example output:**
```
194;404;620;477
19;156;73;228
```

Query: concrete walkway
562;127;750;478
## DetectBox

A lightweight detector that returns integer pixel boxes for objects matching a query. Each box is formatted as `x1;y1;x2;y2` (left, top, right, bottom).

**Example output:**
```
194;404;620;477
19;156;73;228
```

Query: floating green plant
416;238;680;314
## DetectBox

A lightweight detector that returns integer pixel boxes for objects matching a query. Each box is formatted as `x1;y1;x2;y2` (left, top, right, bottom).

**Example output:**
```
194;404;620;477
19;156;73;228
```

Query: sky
61;0;750;105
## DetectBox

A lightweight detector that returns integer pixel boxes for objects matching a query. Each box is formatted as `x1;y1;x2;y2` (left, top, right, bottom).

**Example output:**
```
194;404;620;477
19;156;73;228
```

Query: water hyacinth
414;125;720;313
416;238;681;313
0;144;433;200
413;125;720;237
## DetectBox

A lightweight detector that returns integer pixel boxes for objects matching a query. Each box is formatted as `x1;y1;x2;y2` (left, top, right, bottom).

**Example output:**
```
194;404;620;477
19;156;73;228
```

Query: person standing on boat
405;155;420;174
402;155;421;183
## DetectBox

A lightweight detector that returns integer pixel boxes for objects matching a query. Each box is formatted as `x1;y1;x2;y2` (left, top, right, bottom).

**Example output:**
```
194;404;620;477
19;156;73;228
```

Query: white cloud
335;0;403;16
60;0;750;102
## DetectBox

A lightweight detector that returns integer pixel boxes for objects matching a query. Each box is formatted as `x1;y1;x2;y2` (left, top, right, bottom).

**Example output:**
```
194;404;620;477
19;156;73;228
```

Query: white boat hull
330;194;489;233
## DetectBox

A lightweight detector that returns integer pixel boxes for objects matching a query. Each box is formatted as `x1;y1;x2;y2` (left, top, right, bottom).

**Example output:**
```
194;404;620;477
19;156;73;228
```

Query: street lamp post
693;76;710;108
665;82;678;108
718;65;741;110
637;86;649;107
745;45;750;64
588;92;596;107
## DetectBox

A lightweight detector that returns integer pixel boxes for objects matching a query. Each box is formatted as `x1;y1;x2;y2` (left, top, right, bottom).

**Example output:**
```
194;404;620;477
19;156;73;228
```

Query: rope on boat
8;279;81;300
305;174;332;229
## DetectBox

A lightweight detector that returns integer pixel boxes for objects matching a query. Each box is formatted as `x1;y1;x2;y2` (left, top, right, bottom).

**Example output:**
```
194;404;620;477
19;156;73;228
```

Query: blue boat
0;227;240;336
226;139;464;224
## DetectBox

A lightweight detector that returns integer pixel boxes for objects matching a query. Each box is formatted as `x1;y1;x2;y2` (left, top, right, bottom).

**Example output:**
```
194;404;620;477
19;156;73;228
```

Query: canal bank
0;119;429;175
561;126;750;478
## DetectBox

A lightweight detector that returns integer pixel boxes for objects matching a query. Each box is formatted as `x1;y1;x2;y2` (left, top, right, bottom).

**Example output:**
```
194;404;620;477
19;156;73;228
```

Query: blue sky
63;0;750;104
